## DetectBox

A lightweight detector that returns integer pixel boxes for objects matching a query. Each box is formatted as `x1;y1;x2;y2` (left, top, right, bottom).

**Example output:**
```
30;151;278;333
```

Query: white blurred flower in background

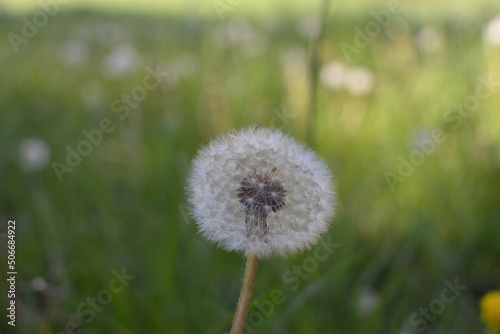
101;44;140;78
18;138;51;172
484;15;500;46
31;277;48;292
357;288;380;316
416;26;444;53
59;39;89;67
411;129;434;151
320;61;375;96
343;67;375;96
320;61;346;90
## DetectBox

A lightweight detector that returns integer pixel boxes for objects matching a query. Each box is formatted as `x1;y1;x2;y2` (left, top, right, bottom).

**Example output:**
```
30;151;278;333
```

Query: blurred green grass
1;2;500;334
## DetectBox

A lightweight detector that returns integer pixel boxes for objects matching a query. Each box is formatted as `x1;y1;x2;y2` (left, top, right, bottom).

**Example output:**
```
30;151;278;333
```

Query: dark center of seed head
237;168;286;237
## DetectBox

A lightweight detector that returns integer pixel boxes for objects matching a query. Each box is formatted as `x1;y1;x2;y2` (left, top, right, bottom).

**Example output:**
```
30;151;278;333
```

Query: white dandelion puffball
343;67;375;96
320;61;346;90
187;127;336;259
101;44;139;78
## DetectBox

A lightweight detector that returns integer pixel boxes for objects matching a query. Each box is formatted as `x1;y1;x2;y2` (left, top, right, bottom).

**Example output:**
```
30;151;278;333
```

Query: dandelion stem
230;255;259;334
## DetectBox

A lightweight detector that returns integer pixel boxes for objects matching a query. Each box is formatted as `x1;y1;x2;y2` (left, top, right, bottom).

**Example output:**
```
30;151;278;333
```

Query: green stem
230;255;259;334
306;0;331;145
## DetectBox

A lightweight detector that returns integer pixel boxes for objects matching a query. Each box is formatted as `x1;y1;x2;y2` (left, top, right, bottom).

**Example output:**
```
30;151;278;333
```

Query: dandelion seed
187;126;336;259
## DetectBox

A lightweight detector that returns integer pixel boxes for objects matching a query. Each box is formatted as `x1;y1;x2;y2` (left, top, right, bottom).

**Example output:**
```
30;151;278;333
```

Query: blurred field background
1;0;500;333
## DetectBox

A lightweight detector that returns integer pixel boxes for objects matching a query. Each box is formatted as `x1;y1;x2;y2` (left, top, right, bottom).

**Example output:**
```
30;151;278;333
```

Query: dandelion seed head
187;127;336;259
